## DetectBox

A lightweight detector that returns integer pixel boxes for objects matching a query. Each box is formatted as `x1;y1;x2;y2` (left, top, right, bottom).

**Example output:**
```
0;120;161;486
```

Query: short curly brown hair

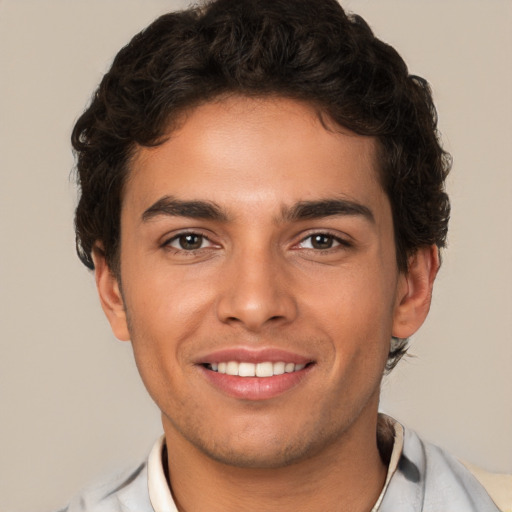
72;0;451;370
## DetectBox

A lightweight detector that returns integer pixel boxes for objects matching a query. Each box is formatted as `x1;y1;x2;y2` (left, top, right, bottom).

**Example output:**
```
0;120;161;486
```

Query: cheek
124;284;202;413
123;269;222;402
127;294;210;371
306;263;396;330
123;256;215;333
302;262;396;374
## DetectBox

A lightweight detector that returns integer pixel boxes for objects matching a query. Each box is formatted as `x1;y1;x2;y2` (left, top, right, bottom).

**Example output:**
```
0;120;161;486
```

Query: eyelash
296;232;352;251
163;231;215;253
162;231;351;253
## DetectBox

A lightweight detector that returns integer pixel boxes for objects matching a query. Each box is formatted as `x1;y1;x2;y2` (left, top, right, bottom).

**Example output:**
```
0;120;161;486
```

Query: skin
94;96;438;512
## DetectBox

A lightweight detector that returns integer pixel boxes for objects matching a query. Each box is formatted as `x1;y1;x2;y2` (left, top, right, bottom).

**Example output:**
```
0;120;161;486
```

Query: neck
163;401;388;512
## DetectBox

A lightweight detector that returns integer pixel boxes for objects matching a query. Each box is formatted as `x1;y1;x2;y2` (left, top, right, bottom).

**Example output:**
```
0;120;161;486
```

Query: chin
183;417;344;470
197;438;316;469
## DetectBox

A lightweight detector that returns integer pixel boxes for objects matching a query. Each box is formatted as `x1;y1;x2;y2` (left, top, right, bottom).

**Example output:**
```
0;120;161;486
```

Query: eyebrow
281;199;375;223
142;196;228;222
141;196;374;224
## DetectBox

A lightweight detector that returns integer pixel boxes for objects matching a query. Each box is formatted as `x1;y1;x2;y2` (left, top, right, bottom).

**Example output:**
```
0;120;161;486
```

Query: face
98;96;427;468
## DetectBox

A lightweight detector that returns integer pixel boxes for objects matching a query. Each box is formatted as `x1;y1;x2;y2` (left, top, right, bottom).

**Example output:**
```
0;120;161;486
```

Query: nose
216;247;298;332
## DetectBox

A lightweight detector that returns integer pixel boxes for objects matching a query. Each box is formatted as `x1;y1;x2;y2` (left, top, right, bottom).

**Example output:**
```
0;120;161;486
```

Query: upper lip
196;347;313;365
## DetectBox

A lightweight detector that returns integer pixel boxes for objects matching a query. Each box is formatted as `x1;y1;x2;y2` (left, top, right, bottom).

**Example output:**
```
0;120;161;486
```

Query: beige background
1;1;511;511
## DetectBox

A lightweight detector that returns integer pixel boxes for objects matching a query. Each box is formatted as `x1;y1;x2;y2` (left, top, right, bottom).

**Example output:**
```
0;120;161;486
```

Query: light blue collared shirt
59;417;502;512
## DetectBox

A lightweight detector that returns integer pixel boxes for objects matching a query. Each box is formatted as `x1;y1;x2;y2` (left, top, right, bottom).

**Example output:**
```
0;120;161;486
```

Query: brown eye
166;233;209;251
297;233;346;251
178;234;204;250
310;234;334;249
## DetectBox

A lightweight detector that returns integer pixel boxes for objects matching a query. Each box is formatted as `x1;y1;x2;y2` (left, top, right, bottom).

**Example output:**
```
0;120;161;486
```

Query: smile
207;361;306;377
198;348;314;400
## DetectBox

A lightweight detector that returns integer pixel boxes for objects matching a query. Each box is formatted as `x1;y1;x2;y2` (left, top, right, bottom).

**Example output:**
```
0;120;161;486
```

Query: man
63;0;506;510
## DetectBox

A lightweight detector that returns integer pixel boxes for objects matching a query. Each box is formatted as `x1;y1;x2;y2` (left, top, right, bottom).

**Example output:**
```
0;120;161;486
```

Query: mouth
197;349;315;400
204;361;307;377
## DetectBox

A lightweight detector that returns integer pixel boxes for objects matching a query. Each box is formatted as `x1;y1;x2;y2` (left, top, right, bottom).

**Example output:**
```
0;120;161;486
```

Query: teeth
209;361;307;377
226;361;239;376
256;362;273;377
273;362;285;375
239;362;256;377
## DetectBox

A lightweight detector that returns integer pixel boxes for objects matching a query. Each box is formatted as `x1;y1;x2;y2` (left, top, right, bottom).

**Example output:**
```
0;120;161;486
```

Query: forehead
126;96;385;216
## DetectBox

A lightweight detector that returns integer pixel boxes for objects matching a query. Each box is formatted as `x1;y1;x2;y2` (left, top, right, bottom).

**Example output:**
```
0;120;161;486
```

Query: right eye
165;233;213;251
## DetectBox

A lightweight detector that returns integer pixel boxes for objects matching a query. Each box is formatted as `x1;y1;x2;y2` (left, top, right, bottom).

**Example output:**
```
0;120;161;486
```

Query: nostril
216;291;298;330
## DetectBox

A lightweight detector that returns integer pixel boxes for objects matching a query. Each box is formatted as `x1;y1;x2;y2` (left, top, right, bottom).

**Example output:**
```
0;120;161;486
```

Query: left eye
167;233;212;251
298;234;342;250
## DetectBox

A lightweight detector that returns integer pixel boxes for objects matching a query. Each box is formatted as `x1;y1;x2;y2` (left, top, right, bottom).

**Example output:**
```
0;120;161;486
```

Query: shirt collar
147;435;178;512
371;414;405;511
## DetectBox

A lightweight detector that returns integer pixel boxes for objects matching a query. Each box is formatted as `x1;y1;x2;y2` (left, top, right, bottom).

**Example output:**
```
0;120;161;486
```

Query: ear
92;246;130;342
392;245;440;339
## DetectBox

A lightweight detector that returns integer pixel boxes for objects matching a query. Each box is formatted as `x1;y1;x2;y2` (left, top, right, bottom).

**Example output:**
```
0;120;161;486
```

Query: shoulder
58;462;153;512
461;461;512;512
380;424;506;511
57;435;175;512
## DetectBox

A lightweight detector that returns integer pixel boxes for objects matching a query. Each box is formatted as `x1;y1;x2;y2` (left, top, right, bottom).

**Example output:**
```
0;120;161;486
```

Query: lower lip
199;365;312;401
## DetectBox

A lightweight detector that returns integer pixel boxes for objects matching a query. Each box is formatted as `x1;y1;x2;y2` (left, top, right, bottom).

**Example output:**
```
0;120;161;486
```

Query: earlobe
392;245;440;339
92;246;131;342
